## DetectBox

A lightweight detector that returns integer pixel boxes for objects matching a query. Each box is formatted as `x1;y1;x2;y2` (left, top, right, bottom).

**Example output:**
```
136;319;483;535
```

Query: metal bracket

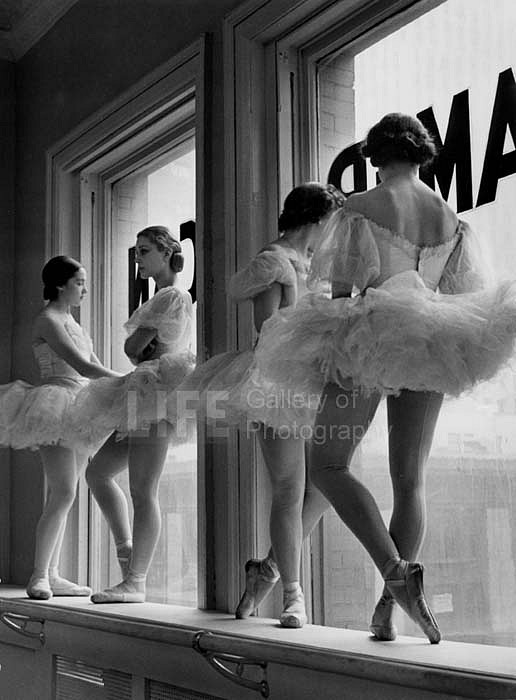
193;631;269;698
0;612;46;646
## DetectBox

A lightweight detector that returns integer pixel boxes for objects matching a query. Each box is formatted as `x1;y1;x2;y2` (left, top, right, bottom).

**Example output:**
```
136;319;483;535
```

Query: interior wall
0;59;15;382
9;0;242;582
0;58;15;578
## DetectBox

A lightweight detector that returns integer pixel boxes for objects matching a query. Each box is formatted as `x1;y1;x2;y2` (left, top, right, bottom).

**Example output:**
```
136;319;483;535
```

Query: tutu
174;350;254;428
177;244;321;431
67;286;195;447
250;210;516;417
70;350;196;447
0;377;88;450
0;317;93;451
253;270;516;399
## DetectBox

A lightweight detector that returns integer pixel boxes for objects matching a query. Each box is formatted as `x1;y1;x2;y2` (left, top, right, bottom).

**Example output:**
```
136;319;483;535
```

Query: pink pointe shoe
235;558;280;619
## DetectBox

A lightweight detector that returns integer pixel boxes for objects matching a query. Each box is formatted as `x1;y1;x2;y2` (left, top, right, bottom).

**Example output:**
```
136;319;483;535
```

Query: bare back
346;178;458;247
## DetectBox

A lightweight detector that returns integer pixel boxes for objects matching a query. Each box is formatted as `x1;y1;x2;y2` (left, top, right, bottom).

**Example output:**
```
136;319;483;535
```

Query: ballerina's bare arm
35;314;119;378
124;326;158;365
253;280;297;333
253;283;282;333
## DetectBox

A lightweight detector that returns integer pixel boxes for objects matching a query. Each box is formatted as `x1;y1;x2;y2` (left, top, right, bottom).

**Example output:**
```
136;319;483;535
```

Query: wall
0;58;15;578
8;0;242;582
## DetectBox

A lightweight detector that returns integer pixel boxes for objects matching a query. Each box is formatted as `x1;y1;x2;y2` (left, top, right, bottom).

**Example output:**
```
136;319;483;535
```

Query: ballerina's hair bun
137;225;184;273
278;182;346;232
41;255;82;301
361;113;436;168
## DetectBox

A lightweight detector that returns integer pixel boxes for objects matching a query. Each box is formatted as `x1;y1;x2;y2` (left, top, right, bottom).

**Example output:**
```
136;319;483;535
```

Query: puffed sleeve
229;249;297;301
124;287;191;344
439;220;493;293
308;210;381;292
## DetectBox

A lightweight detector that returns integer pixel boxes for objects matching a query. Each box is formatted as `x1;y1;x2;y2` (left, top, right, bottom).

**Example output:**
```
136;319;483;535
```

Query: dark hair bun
361;113;436;168
278;182;345;232
41;255;82;301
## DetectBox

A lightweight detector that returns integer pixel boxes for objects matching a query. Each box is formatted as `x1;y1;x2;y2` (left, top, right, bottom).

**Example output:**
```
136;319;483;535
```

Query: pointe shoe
90;579;145;604
235;558;280;619
384;561;441;644
370;593;397;641
279;587;307;629
27;575;52;601
49;576;92;597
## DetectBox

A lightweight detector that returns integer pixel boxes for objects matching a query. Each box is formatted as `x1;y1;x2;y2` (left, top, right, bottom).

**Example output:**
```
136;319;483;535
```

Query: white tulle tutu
177;347;323;431
174;350;254;428
252;270;516;409
68;350;196;448
0;377;88;451
174;243;322;431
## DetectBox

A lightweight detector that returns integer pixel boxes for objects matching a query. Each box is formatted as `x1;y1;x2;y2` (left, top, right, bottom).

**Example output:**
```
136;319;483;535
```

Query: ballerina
0;255;120;600
252;113;516;643
74;226;195;603
180;183;345;627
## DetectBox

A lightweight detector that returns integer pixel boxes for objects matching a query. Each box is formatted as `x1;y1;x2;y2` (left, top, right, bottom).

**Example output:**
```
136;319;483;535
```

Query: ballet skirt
0;318;92;450
69;286;195;447
177;245;323;429
249;210;516;415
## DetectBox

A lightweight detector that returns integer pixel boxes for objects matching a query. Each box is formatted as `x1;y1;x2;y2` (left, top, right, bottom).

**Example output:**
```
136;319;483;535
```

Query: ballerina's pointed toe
370;593;397;641
384;562;441;644
235;558;279;619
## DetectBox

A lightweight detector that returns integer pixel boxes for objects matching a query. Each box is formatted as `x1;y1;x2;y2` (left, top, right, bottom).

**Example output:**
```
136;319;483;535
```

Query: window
82;130;198;606
45;40;206;606
100;141;197;606
281;0;516;644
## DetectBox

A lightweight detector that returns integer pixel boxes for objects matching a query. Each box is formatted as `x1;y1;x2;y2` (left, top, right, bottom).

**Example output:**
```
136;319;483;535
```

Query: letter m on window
418;90;473;213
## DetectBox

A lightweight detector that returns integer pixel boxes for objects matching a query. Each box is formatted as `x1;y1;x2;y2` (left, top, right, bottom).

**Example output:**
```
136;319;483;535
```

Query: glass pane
315;0;516;644
105;139;197;606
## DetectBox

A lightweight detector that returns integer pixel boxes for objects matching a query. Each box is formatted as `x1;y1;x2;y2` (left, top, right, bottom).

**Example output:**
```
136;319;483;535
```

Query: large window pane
315;0;516;644
105;140;197;606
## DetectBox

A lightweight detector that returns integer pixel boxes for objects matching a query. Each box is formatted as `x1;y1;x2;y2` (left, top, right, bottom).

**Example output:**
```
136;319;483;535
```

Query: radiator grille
55;656;132;700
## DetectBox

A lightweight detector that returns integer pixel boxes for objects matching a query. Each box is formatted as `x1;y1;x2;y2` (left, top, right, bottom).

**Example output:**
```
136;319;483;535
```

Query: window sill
0;585;515;699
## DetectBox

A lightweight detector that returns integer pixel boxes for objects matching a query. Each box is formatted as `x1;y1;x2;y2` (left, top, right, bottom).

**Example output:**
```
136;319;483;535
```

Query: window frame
45;37;208;605
223;0;454;625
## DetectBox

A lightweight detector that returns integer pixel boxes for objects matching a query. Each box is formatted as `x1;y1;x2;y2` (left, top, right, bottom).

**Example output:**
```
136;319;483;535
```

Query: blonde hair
137;226;184;272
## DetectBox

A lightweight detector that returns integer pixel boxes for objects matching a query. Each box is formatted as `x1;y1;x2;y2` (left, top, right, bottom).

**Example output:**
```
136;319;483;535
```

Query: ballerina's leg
45;450;92;596
371;389;443;639
309;381;395;567
237;435;331;621
254;427;307;627
28;445;81;599
86;432;133;577
387;389;443;562
91;421;171;603
310;381;440;643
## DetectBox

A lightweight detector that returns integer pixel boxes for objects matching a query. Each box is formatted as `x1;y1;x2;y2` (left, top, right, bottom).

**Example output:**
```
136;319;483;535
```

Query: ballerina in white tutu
80;226;195;603
181;183;344;627
253;113;516;643
0;256;120;600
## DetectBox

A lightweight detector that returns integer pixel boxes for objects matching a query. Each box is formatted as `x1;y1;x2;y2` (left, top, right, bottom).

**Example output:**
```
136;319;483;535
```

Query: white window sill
0;585;515;699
